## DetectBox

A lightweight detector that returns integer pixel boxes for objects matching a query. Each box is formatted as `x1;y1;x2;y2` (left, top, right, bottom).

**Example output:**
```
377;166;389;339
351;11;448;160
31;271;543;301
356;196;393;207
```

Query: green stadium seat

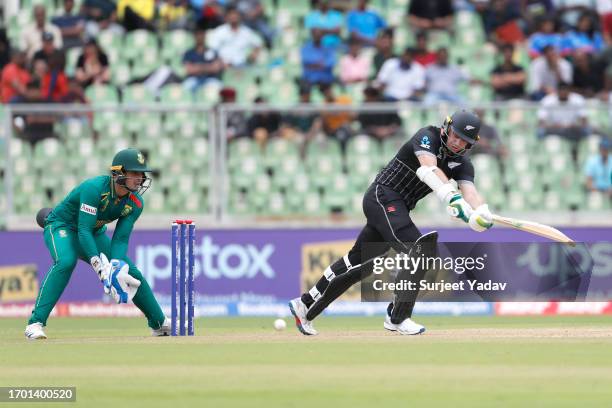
161;30;194;63
112;63;132;86
323;174;353;210
308;154;342;189
263;138;299;168
229;138;260;168
123;84;156;105
123;30;158;61
86;84;119;104
230;156;264;190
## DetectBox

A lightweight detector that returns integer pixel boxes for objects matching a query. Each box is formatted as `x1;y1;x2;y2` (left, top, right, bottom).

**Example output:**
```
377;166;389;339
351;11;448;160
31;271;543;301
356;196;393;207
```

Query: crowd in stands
0;0;610;196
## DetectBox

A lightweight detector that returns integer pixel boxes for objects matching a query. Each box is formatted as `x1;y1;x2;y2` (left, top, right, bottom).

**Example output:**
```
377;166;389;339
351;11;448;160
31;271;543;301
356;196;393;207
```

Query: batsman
25;148;170;339
289;110;495;336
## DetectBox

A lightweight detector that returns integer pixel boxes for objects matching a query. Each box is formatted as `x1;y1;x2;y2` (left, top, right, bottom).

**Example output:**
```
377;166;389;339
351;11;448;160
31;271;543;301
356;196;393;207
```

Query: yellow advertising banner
0;265;38;303
301;240;362;301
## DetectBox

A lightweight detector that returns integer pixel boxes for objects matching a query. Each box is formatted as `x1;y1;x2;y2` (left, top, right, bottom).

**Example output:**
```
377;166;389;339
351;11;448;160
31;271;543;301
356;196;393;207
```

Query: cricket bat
492;214;576;246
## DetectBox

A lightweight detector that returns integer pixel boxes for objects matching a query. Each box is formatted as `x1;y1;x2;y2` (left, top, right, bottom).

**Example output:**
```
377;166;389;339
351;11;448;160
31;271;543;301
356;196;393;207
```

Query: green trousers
28;223;165;329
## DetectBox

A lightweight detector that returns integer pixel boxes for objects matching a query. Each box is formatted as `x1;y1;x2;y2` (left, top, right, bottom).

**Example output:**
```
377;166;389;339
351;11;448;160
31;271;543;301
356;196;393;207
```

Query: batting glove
446;194;473;223
103;260;141;304
468;204;493;232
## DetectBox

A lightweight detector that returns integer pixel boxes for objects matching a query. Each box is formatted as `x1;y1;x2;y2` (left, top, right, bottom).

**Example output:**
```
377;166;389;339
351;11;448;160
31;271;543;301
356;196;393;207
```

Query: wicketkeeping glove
91;253;112;283
446;194;474;223
468;204;493;232
103;259;141;304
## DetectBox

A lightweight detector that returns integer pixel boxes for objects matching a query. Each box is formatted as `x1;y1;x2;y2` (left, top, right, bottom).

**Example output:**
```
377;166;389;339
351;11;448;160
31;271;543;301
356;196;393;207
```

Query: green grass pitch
2;316;612;407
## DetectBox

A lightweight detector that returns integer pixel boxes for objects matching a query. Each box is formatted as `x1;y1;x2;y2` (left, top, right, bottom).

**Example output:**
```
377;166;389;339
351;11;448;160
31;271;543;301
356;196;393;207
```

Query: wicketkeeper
289;110;495;335
25;148;169;339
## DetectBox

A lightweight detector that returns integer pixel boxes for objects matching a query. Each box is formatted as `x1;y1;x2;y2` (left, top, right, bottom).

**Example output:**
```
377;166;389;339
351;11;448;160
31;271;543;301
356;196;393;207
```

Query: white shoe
25;322;47;340
384;314;425;335
151;317;171;336
288;298;318;336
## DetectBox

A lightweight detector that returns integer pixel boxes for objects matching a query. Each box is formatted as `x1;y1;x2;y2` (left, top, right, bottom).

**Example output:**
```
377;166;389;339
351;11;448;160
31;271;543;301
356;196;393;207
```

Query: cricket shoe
384;314;426;335
288;298;318;336
151;317;171;336
24;322;47;340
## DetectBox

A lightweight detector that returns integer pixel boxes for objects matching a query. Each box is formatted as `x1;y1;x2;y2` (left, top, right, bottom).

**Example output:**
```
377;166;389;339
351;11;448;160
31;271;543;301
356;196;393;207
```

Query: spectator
236;0;276;49
1;50;32;103
52;0;86;49
159;0;190;30
320;84;353;148
301;28;336;86
471;108;508;159
347;0;387;46
480;0;524;45
519;0;555;33
220;87;248;139
32;32;59;68
338;38;370;84
21;5;63;61
0;30;10;71
304;0;344;49
83;0;125;38
246;96;282;146
413;31;437;66
376;47;425;101
117;0;156;31
584;138;612;194
571;50;604;98
208;6;263;67
490;43;526;99
182;29;223;93
555;0;595;30
371;28;394;77
41;51;70;102
195;1;225;31
281;85;322;142
529;45;572;99
357;86;402;140
564;12;605;55
407;0;454;33
598;0;612;44
537;82;589;149
424;47;471;104
75;39;110;88
528;16;564;57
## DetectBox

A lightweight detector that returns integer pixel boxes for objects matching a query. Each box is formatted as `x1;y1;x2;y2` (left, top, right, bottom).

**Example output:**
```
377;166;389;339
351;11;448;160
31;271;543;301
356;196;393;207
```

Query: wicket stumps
171;220;196;336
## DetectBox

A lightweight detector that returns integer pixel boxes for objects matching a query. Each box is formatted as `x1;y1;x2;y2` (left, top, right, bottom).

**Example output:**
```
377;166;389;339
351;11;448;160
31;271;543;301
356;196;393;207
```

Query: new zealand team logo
420;136;431;149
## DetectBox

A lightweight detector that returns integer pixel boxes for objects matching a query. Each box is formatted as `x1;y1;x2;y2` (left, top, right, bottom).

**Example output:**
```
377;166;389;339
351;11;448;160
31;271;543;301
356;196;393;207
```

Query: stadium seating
1;5;609;226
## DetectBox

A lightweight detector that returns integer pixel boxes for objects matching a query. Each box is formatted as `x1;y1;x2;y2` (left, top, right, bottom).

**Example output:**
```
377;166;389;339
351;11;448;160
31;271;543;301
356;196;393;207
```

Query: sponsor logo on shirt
420;135;431;149
80;203;97;216
59;230;67;238
387;205;396;213
121;205;133;217
448;161;462;169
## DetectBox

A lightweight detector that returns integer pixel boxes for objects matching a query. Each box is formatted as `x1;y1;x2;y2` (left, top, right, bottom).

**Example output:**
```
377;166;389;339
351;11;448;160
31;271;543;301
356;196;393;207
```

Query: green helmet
110;148;152;173
110;148;152;195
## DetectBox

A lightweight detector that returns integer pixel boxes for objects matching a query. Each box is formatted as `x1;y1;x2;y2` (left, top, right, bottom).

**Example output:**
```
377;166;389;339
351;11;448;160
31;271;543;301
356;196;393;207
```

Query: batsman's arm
459;182;493;231
458;182;485;209
110;198;143;260
415;154;473;222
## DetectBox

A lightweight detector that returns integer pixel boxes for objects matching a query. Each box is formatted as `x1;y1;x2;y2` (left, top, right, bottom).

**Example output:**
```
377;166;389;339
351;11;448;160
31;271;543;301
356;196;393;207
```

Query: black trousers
303;183;422;320
347;183;422;266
